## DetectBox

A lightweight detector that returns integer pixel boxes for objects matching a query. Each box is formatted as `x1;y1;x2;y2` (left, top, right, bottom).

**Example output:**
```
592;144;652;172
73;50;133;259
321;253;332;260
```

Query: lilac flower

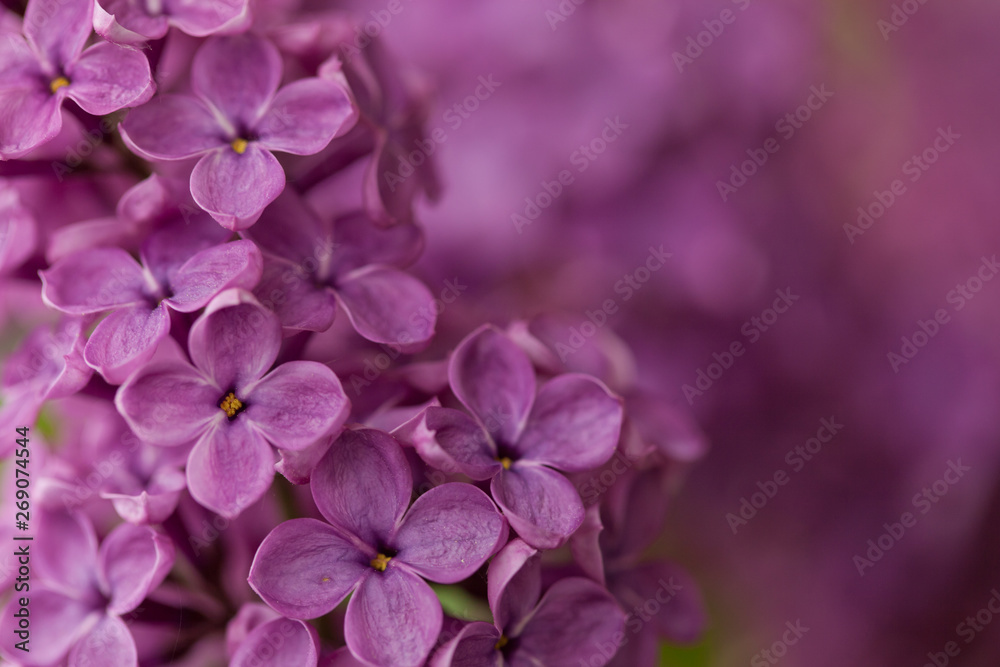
246;190;436;347
227;606;320;667
0;317;91;455
94;0;250;44
116;289;350;517
0;0;153;159
41;219;262;383
119;33;357;229
397;325;623;548
0;510;174;666
248;428;508;667
431;538;626;667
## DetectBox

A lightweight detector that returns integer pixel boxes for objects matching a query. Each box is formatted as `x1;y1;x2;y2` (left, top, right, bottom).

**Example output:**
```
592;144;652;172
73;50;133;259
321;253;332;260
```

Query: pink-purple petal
24;0;93;69
512;578;626;666
115;361;221;446
334;265;436;347
0;589;95;666
396;407;499;481
165;240;263;312
311;429;411;546
515;374;623;472
486;538;540;633
186;418;276;518
429;622;501;667
248;518;369;620
187;289;281;391
36;509;98;594
231;617;319;667
41;247;147;314
244;361;349;451
67;612;138;667
190;144;286;230
191;34;281;127
65;42;153;115
84;304;170;385
94;0;169;44
490;464;585;550
166;0;250;37
0;86;62;160
119;94;224;160
449;325;535;444
344;567;441;667
253;259;338;333
257;78;356;155
98;524;175;616
393;483;506;584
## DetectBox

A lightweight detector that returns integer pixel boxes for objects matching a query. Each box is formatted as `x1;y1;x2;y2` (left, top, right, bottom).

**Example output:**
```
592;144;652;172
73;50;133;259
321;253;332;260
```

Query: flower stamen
498;456;512;470
495;635;509;650
231;138;249;154
50;76;70;93
370;553;392;572
219;392;244;418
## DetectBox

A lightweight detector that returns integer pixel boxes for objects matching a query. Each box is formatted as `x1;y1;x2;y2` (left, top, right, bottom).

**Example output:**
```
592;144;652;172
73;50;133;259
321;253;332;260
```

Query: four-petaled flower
116;289;351;517
249;428;508;667
0;0;154;159
120;33;357;229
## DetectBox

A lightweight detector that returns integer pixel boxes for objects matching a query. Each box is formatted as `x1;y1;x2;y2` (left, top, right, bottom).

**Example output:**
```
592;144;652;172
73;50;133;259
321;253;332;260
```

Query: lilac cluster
0;0;706;665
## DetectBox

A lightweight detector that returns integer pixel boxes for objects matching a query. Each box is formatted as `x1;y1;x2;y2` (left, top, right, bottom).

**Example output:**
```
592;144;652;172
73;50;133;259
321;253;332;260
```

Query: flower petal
84;304;170;385
253;258;338;333
0;589;94;666
94;0;169;43
248;518;368;620
393;483;506;584
186;418;275;518
311;428;411;546
192;33;281;127
68;613;138;667
486;538;540;633
515;374;623;471
512;578;626;666
115;361;220;446
344;567;441;667
66;42;154;115
187;289;281;391
190;144;285;230
41;247;147;314
244;361;350;451
231;617;319;667
0;182;37;273
449;325;534;444
99;524;175;615
334;265;436;348
119;94;224;160
0;86;62;160
165;0;249;37
608;562;707;643
36;509;98;594
257;78;356;155
395;407;499;481
165;239;263;312
429;622;501;667
24;0;93;69
490;464;584;550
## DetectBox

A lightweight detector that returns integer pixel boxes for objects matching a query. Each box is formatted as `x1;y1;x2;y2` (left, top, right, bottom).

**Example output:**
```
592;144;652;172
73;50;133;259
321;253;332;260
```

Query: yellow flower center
495;635;509;650
231;138;249;154
219;392;243;418
50;76;70;93
370;553;392;572
498;456;512;470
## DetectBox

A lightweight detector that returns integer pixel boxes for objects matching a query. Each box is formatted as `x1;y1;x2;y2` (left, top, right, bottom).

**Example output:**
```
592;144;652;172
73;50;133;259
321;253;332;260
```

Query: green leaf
431;584;492;622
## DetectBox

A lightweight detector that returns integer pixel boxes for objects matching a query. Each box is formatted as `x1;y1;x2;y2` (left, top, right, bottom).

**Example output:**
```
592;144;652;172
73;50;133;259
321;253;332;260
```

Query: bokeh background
330;0;1000;664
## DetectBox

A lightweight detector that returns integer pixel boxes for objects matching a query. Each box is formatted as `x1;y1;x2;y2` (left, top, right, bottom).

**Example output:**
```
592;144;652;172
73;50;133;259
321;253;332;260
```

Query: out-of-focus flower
116;289;350;517
94;0;250;44
249;428;508;667
120;33;356;228
0;0;153;159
